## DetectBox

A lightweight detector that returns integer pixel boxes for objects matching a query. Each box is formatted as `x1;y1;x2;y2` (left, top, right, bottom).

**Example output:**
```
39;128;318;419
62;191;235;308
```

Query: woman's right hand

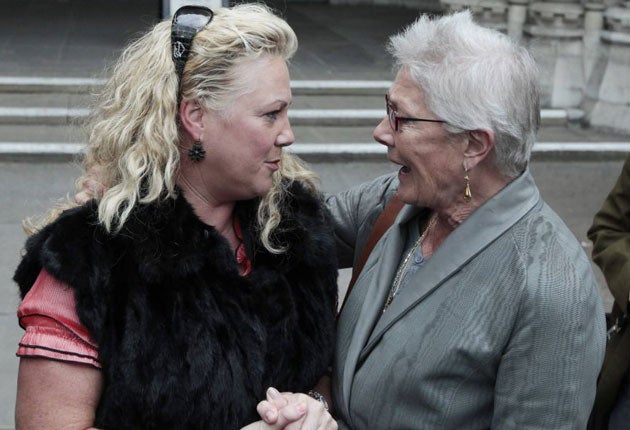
75;165;106;204
255;387;337;430
240;400;307;430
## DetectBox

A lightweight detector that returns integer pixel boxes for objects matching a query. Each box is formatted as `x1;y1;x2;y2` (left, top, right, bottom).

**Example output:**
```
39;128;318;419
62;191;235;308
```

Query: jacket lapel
359;169;542;360
340;215;408;412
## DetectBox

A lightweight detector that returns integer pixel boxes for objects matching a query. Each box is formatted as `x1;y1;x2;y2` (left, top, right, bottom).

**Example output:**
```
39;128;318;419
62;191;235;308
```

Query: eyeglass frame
385;94;446;132
171;5;214;100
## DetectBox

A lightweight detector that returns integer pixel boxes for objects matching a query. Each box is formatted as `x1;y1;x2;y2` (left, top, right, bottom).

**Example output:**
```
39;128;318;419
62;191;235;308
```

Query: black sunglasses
385;94;446;132
171;6;214;97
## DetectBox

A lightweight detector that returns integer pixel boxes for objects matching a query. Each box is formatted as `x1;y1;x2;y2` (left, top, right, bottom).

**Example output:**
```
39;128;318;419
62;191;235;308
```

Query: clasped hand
242;387;337;430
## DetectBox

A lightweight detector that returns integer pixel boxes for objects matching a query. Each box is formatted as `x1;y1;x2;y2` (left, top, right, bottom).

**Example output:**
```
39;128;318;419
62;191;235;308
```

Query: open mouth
391;158;411;175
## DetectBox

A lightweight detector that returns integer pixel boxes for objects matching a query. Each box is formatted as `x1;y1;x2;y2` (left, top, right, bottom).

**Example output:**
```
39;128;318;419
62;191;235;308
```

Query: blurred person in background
588;154;630;430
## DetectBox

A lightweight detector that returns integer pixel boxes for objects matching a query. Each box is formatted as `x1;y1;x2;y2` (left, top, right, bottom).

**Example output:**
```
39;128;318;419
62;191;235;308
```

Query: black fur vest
14;181;338;429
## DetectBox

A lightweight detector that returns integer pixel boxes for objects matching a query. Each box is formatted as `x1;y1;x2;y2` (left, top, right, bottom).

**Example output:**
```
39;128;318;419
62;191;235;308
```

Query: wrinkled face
373;67;465;210
198;55;294;202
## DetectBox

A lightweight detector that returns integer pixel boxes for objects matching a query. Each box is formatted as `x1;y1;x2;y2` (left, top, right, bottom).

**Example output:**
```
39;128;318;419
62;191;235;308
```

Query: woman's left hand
256;387;337;430
241;399;308;430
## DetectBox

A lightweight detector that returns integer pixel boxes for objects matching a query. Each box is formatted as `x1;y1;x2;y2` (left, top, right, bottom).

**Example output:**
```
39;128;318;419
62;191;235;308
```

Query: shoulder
283;180;338;260
14;196;186;302
285;180;328;217
325;173;399;238
508;202;601;314
326;173;398;216
517;201;591;270
14;203;103;296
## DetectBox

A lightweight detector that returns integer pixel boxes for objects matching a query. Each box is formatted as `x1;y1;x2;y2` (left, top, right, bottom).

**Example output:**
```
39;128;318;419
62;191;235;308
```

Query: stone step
0;77;583;129
0;77;390;96
0;124;375;145
5;123;627;149
0;106;577;127
2;141;629;162
0;124;84;143
0;92;94;109
0;93;385;110
0;77;104;93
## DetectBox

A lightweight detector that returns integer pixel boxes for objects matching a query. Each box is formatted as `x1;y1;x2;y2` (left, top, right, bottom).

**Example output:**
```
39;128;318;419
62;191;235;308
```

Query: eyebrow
267;99;291;108
387;93;408;113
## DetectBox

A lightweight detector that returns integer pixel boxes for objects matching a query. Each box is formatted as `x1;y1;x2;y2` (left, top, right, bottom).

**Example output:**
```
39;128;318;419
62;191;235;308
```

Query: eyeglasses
171;6;214;96
385;94;446;132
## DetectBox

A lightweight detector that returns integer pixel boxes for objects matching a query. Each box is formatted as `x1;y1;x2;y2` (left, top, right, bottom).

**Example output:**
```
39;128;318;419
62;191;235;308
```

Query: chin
396;186;415;204
255;184;274;198
399;191;428;209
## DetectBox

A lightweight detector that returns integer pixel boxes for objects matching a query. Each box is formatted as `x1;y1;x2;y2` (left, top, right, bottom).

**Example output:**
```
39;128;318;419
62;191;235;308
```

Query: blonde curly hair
28;3;318;254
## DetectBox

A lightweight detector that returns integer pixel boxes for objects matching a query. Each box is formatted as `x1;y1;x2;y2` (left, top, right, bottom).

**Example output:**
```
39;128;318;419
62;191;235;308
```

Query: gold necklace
383;213;437;312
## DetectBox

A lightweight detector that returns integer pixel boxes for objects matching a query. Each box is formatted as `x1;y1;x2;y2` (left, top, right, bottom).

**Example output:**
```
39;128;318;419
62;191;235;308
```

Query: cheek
225;138;264;167
407;153;444;191
243;126;275;155
257;137;275;154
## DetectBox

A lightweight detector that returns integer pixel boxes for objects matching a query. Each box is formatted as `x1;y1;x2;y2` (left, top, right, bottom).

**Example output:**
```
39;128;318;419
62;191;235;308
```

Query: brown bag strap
339;195;404;314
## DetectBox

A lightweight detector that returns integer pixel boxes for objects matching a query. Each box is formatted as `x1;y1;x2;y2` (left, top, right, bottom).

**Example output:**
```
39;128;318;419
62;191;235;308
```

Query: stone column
583;1;605;78
440;0;509;31
507;0;529;42
525;0;585;107
586;2;630;133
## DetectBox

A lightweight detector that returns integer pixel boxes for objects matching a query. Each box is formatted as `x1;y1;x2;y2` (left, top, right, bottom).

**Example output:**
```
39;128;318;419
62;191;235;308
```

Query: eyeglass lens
385;95;397;131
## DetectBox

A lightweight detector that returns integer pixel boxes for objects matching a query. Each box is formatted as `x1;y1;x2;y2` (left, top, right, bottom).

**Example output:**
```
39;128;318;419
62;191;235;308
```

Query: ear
178;99;205;139
463;129;495;170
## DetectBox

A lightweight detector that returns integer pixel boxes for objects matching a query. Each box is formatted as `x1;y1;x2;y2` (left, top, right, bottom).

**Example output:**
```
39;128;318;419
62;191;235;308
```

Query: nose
373;116;393;147
276;118;295;147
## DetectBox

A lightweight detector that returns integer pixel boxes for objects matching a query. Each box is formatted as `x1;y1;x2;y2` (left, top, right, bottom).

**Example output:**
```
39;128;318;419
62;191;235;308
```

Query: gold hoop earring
464;168;472;202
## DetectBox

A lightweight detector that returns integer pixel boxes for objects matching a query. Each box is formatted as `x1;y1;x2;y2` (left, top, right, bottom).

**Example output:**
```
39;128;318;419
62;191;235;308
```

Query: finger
75;191;91;205
266;387;289;409
296;398;327;430
275;401;307;424
257;400;278;424
86;182;104;198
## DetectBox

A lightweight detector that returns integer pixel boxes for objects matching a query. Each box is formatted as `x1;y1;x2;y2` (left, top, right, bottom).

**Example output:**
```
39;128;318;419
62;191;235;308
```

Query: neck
177;173;238;251
423;166;512;256
444;164;511;225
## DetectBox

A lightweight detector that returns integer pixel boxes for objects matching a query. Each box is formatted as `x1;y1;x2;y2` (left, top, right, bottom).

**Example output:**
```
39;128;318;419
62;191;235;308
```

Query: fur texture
14;181;338;429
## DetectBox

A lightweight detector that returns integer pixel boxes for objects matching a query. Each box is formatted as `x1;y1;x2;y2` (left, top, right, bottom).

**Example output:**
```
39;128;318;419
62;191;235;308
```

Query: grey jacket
327;170;606;429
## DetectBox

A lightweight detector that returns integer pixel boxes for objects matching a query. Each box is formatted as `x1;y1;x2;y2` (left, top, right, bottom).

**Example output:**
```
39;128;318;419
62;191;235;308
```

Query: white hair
388;10;540;178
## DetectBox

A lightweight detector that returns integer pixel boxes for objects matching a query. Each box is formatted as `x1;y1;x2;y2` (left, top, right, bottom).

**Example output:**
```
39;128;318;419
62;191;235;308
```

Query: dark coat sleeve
588;155;630;314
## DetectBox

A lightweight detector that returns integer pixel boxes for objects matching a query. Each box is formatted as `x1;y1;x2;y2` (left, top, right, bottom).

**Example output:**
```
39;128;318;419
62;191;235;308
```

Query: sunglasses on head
171;5;214;99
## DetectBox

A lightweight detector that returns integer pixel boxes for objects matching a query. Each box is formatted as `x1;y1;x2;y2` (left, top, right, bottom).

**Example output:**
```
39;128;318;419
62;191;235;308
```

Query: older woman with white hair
260;10;605;429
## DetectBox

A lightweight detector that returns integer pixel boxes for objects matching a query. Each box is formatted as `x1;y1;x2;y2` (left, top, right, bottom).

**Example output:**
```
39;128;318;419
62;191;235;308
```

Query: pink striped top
17;269;101;367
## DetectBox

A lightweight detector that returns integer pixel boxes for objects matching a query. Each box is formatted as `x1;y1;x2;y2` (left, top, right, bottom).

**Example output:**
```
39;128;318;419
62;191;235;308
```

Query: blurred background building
297;0;630;134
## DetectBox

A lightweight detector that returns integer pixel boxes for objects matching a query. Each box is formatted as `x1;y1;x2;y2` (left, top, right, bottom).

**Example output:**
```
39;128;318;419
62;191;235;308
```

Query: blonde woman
14;5;337;429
